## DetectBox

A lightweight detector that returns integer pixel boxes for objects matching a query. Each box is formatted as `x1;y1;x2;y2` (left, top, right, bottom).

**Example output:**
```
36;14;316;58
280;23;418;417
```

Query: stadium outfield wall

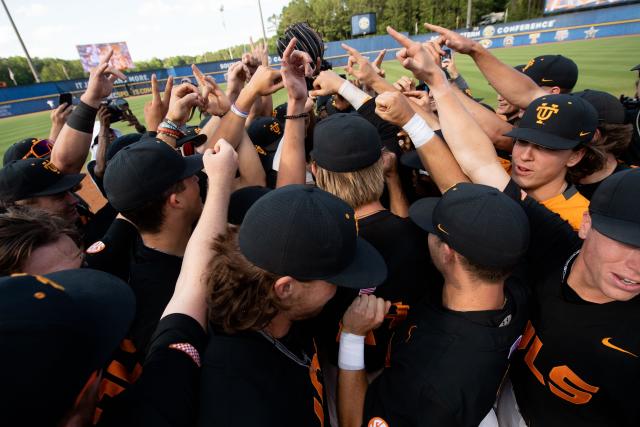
1;3;639;119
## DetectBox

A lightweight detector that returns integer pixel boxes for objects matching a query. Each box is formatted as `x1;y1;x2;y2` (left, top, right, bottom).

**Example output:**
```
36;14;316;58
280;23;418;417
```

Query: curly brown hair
568;123;633;182
206;226;284;334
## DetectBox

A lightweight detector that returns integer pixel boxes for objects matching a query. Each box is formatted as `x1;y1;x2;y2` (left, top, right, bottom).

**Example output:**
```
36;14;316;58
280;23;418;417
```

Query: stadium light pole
1;0;40;83
466;0;472;28
257;0;269;44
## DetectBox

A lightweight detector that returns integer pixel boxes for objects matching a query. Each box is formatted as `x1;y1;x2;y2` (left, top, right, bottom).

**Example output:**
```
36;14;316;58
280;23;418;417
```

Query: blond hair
313;159;384;209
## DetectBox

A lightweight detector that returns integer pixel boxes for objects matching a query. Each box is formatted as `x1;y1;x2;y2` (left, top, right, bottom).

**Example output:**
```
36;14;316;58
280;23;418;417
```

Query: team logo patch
522;58;535;72
269;121;282;135
86;241;106;254
368;417;389;427
535;103;559;124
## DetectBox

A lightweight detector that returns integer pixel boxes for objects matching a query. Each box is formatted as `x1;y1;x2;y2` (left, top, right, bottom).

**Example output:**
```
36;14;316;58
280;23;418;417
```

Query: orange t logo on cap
536;103;559;124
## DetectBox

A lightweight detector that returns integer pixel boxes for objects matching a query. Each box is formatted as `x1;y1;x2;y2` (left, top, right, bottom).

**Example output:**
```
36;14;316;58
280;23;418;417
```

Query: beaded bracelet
284;113;309;120
157;128;183;139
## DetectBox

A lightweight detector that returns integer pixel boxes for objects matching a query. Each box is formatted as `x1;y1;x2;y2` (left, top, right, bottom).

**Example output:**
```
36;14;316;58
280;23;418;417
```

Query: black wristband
67;101;98;133
284;113;309;120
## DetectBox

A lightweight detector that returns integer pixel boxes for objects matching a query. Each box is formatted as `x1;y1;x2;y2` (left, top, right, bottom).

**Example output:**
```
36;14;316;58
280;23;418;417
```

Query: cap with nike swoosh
504;94;598;150
408;183;530;268
521;54;578;91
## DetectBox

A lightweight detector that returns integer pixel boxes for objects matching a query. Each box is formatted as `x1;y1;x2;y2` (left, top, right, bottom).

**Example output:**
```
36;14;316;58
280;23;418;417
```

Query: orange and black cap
0;269;135;425
505;94;598;150
409;183;530;268
590;168;640;247
521;55;578;91
0;158;85;203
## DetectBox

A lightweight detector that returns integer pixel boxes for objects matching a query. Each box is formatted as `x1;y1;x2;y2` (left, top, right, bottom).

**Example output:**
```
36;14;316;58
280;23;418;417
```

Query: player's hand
404;90;430;111
250;36;270;67
143;74;173;132
392;76;416;93
387;26;445;84
342;43;382;85
310;70;345;97
50;102;72;127
193;64;231;117
373;49;387;78
97;105;111;130
226;61;250;94
280;38;312;102
381;149;398;178
441;51;460;79
166;83;204;126
81;49;127;108
375;91;415;127
342;295;391;336
203;139;238;184
424;23;476;55
245;65;284;97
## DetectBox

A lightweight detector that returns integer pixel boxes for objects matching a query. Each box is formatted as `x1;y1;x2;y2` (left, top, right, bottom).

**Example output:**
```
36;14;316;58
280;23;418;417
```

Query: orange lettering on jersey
524;336;545;386
518;321;535;350
548;365;599;405
309;341;325;426
386;302;410;329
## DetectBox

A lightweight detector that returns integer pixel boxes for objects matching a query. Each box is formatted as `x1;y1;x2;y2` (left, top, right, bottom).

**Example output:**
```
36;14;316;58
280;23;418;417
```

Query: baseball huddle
0;21;638;427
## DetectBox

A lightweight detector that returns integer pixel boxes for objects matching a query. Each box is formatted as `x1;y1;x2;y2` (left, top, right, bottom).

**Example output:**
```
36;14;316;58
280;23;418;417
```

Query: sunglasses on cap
22;139;53;160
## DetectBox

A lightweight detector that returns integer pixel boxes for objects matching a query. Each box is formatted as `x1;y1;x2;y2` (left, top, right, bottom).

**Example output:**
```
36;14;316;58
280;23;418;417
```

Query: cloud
16;3;48;17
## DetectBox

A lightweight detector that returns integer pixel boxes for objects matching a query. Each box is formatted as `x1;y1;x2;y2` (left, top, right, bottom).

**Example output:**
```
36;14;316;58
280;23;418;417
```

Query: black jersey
504;179;640;426
198;322;326;427
363;279;529;427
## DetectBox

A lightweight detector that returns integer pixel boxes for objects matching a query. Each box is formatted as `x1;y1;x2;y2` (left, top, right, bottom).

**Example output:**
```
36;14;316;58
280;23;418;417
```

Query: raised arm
205;66;284;150
48;102;72;143
143;73;174;133
449;84;515;151
342;44;397;95
276;38;313;187
374;90;469;193
425;23;545;109
387;26;510;191
50;50;126;174
161;139;238;329
338;295;390;427
234;130;266;190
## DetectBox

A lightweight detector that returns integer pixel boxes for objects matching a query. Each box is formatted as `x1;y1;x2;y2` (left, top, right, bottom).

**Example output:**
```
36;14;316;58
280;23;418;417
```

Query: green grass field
1;35;638;159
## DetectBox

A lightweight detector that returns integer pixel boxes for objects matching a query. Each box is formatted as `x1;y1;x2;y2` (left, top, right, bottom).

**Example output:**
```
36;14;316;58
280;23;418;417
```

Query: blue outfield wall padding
1;3;639;118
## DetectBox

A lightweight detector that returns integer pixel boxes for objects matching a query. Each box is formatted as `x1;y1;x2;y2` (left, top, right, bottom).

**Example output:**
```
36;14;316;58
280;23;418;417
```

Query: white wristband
338;81;370;110
338;332;365;370
402;113;435;149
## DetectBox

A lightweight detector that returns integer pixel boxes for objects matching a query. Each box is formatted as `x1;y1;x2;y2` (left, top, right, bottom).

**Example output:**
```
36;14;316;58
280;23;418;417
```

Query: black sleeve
105;314;207;427
85;218;138;280
357;97;403;156
504;179;582;279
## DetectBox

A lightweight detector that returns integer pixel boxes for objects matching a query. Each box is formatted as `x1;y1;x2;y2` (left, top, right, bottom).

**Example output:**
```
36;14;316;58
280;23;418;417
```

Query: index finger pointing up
387;26;412;48
282;37;298;62
151;74;160;102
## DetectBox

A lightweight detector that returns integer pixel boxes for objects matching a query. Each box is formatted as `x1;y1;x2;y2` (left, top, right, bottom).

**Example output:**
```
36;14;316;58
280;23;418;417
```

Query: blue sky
0;0;291;60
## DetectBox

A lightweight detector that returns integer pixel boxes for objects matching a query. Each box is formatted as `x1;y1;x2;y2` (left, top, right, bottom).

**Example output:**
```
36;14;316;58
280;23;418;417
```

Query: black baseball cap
248;117;284;150
589;168;640;247
273;103;288;124
104;139;203;212
521;55;578;91
311;113;382;172
239;185;387;288
176;125;207;148
0;269;135;425
3;137;52;165
228;186;272;225
504;94;598;150
631;64;640;71
572;89;626;125
0;158;85;203
409;183;529;268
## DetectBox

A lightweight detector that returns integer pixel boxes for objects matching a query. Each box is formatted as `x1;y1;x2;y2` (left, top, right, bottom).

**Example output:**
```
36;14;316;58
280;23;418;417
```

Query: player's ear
550;86;561;94
567;146;586;167
578;211;592;239
274;276;295;300
310;161;318;176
